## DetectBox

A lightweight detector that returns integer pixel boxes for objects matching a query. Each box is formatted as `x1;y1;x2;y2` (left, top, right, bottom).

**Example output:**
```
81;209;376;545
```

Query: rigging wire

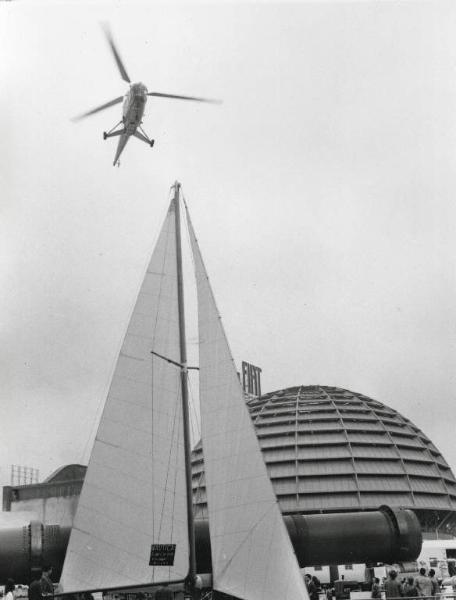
181;191;202;445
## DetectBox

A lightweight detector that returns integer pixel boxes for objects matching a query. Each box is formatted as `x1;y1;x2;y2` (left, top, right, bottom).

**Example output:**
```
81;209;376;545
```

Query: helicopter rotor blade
101;23;131;84
147;92;222;104
71;96;124;122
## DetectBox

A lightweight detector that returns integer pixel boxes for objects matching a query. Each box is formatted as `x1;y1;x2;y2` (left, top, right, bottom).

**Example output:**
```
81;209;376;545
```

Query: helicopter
73;25;221;166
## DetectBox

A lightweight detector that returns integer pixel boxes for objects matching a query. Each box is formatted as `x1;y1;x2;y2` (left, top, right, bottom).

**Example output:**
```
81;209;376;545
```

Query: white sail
60;200;189;593
187;209;309;600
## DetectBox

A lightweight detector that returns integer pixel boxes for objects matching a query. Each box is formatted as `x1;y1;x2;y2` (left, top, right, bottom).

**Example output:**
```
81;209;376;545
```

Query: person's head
420;568;426;576
374;578;380;584
43;565;52;576
407;578;414;586
31;568;42;582
389;570;397;580
312;576;319;584
429;569;435;578
5;579;15;594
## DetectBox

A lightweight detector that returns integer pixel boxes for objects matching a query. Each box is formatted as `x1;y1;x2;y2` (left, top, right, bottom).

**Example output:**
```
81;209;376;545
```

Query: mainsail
187;208;309;600
60;200;189;592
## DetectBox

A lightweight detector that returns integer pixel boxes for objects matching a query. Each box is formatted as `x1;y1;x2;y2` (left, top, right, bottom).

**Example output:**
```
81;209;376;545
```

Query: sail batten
60;201;189;593
187;207;309;600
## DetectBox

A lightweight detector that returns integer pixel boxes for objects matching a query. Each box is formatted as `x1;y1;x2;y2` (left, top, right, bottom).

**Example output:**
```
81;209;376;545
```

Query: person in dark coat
305;574;320;600
428;569;439;597
29;569;43;600
40;565;54;597
384;570;403;598
372;577;382;598
403;577;419;597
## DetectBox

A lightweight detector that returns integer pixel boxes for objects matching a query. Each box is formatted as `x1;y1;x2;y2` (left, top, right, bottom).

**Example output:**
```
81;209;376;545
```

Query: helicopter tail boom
112;132;130;166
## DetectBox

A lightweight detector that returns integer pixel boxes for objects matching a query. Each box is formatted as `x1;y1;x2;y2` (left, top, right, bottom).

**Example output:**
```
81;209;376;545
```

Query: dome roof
192;385;456;532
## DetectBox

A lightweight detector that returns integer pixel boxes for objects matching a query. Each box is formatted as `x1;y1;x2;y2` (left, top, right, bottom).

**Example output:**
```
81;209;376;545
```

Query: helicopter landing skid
134;125;154;148
103;121;124;140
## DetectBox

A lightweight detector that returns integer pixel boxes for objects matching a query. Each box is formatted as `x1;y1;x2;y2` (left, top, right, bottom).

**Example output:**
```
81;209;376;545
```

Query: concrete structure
2;464;85;527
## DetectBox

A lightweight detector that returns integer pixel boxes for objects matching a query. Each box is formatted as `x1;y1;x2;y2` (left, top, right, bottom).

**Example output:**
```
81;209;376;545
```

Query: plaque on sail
149;544;176;566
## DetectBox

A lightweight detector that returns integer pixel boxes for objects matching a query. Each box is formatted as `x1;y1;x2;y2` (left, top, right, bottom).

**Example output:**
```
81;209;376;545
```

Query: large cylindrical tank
0;507;421;584
194;506;422;572
0;521;69;584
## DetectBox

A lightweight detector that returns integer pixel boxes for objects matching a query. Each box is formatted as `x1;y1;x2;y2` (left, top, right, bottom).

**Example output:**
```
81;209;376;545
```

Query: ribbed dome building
192;385;456;536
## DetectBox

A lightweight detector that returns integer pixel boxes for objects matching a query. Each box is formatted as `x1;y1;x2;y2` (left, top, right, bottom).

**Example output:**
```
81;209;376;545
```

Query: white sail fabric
60;200;189;593
187;210;309;600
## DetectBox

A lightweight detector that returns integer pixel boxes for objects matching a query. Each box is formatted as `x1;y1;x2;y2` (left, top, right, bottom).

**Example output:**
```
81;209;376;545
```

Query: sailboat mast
173;181;197;591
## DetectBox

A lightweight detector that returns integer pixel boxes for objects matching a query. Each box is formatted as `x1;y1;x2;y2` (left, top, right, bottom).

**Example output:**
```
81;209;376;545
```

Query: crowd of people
304;567;443;600
380;568;441;599
4;566;54;600
1;565;446;600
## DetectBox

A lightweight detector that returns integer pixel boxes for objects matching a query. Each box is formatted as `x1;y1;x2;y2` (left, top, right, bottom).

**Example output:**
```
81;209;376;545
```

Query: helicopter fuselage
122;82;148;133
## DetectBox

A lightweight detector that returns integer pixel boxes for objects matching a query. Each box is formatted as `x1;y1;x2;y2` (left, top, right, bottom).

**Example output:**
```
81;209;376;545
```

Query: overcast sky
1;0;456;488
